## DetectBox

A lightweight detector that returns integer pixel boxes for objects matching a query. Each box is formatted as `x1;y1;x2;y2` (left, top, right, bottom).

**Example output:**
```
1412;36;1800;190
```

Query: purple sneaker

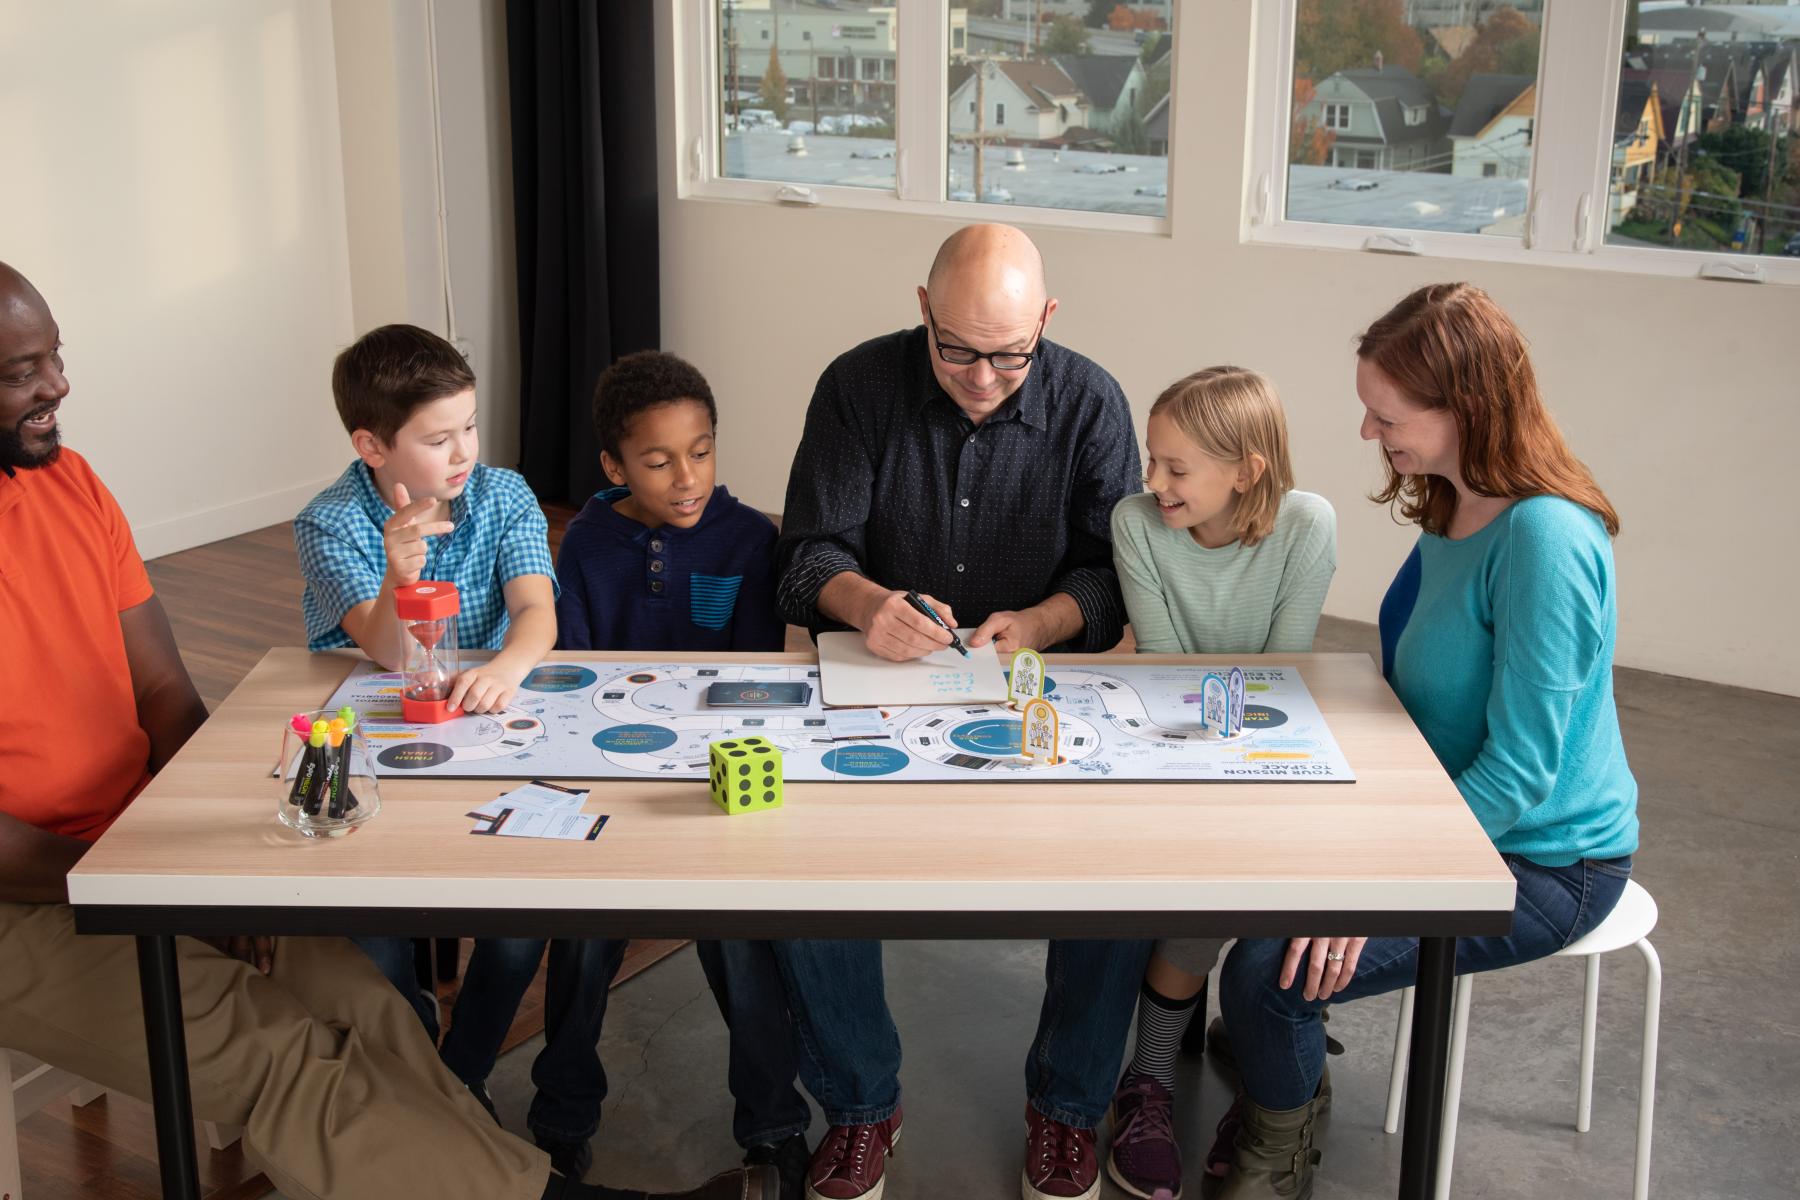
1107;1072;1182;1200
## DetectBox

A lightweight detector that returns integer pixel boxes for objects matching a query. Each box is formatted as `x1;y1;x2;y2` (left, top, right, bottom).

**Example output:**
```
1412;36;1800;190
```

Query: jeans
357;935;806;1148
1220;854;1633;1111
774;938;1153;1129
697;939;812;1147
354;935;626;1141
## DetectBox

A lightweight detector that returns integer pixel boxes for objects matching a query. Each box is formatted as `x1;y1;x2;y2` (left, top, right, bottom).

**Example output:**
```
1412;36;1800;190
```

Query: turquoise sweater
1378;496;1638;866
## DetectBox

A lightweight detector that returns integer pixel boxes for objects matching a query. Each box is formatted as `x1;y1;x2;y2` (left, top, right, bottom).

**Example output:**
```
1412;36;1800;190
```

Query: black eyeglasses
926;301;1046;371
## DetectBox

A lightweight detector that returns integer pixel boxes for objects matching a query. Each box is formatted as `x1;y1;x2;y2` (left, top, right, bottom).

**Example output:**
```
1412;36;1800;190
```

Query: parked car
1784;232;1800;258
1075;162;1124;174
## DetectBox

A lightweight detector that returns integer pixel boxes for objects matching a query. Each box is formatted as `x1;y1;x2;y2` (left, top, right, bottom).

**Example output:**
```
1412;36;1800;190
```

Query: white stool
3;1050;243;1199
1383;878;1661;1200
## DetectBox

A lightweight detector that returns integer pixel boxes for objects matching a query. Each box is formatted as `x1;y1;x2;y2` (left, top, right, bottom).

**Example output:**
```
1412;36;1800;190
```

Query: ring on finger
1325;951;1345;962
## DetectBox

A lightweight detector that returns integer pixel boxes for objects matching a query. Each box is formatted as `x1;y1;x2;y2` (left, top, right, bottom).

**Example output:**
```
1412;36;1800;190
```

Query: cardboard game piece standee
1020;697;1060;765
1227;667;1247;738
1008;647;1046;710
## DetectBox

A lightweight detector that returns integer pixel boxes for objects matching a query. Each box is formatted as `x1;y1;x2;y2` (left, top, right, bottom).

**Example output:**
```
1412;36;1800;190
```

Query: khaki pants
0;902;549;1200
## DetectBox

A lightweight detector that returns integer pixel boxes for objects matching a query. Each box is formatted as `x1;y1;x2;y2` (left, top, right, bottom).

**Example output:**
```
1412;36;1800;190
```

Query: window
714;0;896;190
1248;0;1799;282
687;0;1173;232
945;11;1174;218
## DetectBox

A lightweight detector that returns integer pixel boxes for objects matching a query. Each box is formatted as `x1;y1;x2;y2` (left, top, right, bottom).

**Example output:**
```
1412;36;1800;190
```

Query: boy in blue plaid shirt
294;325;614;1178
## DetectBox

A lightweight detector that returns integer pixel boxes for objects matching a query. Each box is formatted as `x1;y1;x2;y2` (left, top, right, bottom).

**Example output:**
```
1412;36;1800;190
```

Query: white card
474;808;608;841
822;708;887;739
468;780;588;821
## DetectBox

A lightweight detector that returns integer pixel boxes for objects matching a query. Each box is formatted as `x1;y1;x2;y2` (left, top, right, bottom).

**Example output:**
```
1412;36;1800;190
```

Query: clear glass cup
275;709;381;838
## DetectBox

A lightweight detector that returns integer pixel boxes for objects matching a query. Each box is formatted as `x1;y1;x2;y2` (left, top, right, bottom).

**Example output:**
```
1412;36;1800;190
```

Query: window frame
676;0;1172;235
1244;0;1799;285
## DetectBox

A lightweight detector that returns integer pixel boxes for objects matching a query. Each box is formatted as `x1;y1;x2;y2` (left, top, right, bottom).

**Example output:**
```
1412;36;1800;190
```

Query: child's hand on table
449;660;528;715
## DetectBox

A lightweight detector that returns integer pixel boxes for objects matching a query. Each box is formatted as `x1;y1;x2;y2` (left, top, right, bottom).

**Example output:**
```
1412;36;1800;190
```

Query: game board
320;660;1356;783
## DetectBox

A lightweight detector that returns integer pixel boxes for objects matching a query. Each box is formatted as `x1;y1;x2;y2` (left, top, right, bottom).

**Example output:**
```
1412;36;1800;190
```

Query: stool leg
2;1050;23;1200
1385;985;1415;1133
1578;953;1601;1132
1435;974;1474;1200
1634;939;1661;1200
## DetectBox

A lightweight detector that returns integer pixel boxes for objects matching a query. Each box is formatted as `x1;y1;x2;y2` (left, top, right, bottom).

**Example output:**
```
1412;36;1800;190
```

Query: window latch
1573;193;1592;250
775;185;820;207
1698;260;1766;284
1361;233;1423;255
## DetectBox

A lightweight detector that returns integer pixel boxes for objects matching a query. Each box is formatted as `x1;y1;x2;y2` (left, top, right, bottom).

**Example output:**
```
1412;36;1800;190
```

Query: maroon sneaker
805;1108;903;1200
1107;1072;1182;1200
1022;1105;1101;1200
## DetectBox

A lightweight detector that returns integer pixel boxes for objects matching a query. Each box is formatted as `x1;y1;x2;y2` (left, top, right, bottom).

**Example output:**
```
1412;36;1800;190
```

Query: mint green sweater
1111;490;1337;655
1378;496;1639;865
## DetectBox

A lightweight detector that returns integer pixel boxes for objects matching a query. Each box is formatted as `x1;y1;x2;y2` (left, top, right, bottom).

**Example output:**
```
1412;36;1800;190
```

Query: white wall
0;0;356;559
653;3;1800;697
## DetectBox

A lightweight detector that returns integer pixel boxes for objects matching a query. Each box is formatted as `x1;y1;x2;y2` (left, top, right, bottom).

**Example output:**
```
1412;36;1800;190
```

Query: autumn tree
760;47;789;124
1432;6;1541;106
1290;77;1338;165
1293;0;1424;82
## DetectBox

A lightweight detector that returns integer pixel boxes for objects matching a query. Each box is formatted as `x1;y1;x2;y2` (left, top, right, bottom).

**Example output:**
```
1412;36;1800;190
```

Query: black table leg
137;934;201;1200
1397;935;1457;1200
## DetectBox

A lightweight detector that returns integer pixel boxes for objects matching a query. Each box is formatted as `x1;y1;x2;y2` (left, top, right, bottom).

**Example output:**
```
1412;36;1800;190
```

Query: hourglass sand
395;581;462;722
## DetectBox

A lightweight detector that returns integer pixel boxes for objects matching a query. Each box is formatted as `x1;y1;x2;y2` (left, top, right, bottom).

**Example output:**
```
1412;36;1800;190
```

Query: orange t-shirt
0;449;155;841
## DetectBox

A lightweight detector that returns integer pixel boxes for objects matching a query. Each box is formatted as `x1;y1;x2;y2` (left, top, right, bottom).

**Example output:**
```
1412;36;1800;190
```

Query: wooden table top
68;649;1515;940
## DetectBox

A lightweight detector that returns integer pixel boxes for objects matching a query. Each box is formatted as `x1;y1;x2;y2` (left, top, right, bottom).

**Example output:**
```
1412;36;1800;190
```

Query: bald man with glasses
771;224;1148;1200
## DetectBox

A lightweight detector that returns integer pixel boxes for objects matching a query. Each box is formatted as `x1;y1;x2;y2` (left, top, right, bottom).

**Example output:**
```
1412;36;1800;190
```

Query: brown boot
1212;1090;1322;1200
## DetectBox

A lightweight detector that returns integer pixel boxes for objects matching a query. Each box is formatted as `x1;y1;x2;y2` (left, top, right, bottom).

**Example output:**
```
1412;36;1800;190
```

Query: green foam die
708;736;784;815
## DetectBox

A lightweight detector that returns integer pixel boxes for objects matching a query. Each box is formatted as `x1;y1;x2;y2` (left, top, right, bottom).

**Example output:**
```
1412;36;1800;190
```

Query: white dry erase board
816;630;1010;707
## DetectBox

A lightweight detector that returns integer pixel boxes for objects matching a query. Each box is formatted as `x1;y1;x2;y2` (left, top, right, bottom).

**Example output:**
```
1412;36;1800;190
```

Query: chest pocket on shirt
691;574;742;630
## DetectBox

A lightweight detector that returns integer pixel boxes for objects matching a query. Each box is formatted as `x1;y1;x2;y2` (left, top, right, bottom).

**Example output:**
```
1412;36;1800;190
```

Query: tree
1293;0;1424;83
1085;0;1112;29
1138;31;1167;63
1112;106;1150;154
1290;77;1338;165
759;47;788;124
1433;6;1540;106
1697;125;1774;197
1043;14;1090;55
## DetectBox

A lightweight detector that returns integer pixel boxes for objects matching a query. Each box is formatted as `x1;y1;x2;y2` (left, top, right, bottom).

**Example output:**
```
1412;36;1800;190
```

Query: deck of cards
468;780;608;841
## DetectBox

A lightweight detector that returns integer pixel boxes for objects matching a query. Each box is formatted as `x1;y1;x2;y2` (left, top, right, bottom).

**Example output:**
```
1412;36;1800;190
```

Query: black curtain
507;0;660;506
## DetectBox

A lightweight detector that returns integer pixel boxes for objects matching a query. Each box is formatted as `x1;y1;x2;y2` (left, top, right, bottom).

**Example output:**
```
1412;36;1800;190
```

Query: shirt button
967;435;977;445
959;498;970;508
956;563;966;573
651;580;664;593
650;539;664;553
650;560;664;573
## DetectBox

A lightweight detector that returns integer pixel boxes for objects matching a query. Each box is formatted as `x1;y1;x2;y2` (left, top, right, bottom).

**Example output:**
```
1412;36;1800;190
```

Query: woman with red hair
1209;283;1640;1199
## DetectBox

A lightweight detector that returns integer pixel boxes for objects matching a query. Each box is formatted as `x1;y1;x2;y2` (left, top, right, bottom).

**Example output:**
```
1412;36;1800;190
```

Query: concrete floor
349;618;1800;1198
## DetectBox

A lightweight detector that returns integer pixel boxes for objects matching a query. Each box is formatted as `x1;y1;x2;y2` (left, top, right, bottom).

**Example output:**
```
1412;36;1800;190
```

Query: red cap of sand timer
395;582;462;723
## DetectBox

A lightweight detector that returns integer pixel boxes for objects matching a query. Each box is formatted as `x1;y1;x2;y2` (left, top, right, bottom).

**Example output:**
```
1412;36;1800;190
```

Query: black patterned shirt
776;326;1140;652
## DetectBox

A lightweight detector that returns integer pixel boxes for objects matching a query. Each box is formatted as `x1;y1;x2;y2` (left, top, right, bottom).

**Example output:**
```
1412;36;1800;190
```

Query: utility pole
975;61;987;200
726;1;739;128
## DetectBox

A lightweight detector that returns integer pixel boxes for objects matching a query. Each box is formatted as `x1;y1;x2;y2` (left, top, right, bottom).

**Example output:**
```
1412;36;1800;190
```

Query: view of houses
715;0;1798;250
1286;0;1798;253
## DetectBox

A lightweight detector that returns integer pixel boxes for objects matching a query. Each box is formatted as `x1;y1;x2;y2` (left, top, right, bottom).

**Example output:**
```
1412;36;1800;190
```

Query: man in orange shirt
0;262;773;1200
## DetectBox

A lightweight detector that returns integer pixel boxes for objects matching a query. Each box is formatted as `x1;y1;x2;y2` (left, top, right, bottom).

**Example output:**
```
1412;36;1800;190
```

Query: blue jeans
355;936;626;1141
357;935;805;1148
697;939;812;1147
1219;854;1633;1111
773;938;1152;1129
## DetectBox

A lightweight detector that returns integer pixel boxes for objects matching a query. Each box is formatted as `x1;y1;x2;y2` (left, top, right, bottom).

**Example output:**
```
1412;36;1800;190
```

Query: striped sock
1128;982;1199;1091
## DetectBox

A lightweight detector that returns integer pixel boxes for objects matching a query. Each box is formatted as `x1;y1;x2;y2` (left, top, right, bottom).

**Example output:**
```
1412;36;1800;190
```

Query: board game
320;660;1356;783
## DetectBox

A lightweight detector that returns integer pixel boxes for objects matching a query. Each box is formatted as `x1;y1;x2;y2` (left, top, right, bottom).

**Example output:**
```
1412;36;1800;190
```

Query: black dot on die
763;790;775;802
739;796;750;806
739;764;750;776
739;780;750;792
729;749;745;758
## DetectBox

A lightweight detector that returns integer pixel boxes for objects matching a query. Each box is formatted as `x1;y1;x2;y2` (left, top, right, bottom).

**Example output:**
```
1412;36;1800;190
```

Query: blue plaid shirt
295;460;556;652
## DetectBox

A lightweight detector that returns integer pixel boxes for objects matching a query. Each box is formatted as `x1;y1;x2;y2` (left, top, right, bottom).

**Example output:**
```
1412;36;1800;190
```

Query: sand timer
395;581;462;722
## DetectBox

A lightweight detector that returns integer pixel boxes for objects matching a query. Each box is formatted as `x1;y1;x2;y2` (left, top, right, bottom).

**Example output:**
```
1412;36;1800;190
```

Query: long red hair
1358;283;1620;537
